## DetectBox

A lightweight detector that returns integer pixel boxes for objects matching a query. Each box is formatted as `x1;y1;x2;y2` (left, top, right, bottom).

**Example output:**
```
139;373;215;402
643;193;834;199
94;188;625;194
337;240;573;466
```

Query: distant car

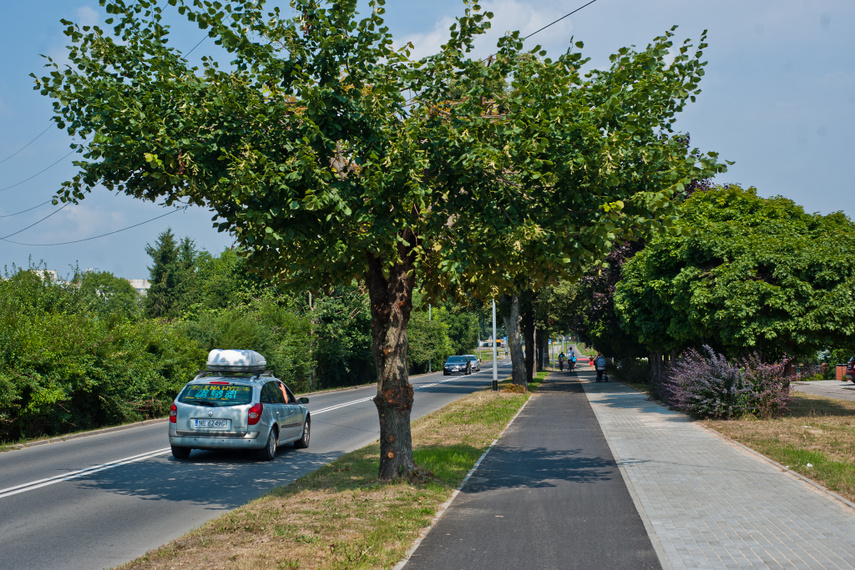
168;349;310;460
464;354;481;372
443;355;471;376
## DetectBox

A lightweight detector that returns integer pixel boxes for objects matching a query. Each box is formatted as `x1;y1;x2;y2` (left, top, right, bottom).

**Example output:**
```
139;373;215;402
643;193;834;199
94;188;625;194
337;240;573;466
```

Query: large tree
36;0;722;478
615;185;855;362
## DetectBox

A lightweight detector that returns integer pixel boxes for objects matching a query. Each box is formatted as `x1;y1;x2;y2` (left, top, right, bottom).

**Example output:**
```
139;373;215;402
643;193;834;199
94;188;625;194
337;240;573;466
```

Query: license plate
194;419;230;429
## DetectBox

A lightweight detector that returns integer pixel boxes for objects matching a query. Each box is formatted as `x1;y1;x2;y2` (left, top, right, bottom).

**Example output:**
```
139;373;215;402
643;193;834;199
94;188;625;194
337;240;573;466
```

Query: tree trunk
366;249;416;480
649;351;663;382
521;305;535;384
536;332;548;372
502;295;527;387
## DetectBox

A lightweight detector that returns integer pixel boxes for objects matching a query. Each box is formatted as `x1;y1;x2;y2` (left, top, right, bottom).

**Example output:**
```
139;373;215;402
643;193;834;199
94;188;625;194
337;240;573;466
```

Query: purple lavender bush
656;346;790;420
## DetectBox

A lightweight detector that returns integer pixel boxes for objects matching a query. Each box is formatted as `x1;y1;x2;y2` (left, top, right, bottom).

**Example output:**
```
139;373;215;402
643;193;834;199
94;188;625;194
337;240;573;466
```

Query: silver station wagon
168;349;310;460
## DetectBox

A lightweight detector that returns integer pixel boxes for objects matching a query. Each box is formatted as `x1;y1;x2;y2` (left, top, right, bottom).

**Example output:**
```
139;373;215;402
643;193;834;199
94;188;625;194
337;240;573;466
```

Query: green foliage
76;269;143;325
616;186;855;360
435;305;480;355
309;287;374;389
408;310;453;374
144;229;184;318
36;2;723;302
0;267;204;442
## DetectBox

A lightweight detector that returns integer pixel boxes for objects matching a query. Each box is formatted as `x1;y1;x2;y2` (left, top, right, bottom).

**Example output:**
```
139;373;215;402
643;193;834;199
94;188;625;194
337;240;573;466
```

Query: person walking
558;352;566;371
594;352;608;382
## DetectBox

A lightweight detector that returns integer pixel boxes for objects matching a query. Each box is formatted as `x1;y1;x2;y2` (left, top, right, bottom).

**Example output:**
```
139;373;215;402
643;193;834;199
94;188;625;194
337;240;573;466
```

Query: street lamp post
492;299;498;391
428;304;432;373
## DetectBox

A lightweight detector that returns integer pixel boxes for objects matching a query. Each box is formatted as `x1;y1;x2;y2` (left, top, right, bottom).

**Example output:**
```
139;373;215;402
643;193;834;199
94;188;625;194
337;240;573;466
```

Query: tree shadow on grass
785;392;855;419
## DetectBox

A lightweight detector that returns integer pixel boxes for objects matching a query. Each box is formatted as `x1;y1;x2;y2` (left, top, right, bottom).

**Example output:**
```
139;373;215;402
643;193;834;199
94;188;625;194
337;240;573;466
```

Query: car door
260;381;288;441
276;381;303;440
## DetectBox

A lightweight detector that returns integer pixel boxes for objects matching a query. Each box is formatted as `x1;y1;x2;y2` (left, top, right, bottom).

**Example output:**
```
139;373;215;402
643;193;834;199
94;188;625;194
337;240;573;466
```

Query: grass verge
120;381;533;569
703;392;855;503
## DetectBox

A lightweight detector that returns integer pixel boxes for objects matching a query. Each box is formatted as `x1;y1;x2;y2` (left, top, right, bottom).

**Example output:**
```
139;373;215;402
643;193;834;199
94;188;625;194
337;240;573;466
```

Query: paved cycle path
401;369;855;569
402;371;660;570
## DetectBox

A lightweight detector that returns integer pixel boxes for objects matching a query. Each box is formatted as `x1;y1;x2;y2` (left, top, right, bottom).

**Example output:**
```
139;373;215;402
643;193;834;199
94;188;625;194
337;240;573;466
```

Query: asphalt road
791;379;855;402
0;363;506;570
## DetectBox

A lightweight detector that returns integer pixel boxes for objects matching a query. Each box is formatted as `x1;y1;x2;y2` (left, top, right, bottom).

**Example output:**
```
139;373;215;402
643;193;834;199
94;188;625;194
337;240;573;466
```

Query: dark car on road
443;355;471;375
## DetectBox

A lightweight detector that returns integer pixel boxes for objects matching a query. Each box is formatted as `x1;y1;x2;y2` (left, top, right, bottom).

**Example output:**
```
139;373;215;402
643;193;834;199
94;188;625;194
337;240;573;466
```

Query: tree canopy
36;0;723;478
615;185;855;361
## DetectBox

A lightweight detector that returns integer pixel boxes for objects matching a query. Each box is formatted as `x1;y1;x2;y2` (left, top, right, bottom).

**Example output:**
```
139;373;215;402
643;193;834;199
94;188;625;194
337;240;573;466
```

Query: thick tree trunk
502;295;527;387
366;250;415;480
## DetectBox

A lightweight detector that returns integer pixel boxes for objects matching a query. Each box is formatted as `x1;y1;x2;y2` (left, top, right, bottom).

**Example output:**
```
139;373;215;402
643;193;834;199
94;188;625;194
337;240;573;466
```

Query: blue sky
1;0;853;279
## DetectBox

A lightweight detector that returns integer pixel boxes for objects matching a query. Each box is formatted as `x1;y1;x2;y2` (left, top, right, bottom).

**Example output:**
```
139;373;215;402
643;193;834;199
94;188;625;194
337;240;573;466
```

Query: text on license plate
194;419;229;429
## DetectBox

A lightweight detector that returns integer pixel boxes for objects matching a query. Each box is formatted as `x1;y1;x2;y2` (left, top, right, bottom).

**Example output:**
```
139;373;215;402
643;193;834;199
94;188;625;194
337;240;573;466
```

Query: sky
1;0;853;280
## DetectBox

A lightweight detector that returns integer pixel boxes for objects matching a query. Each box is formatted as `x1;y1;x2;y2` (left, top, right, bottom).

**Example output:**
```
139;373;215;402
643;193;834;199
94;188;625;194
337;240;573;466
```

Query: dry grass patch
120;388;528;570
703;392;855;502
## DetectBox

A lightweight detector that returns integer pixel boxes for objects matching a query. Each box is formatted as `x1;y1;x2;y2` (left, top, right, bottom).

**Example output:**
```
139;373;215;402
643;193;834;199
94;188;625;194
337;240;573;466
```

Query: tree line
549;184;855;380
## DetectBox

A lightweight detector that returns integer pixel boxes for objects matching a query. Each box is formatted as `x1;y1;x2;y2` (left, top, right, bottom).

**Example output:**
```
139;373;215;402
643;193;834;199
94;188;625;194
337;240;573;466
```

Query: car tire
259;427;278;461
171;445;191;459
294;416;311;449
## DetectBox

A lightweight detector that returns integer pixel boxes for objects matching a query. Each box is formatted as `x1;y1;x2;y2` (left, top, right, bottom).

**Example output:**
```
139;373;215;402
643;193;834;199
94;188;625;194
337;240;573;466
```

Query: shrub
656;346;790;420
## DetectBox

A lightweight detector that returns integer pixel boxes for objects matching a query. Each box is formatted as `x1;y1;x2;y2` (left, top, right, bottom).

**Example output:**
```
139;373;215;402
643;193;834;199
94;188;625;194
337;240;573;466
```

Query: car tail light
248;403;263;425
169;403;178;423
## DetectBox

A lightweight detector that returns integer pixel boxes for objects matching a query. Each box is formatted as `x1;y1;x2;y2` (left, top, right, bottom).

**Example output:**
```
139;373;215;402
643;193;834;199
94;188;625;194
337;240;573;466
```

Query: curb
6;418;168;451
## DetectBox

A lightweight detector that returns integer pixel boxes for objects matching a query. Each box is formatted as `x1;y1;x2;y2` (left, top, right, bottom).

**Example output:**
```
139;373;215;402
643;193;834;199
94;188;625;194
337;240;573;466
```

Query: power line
1;206;187;246
0;202;69;241
0;151;74;193
0;125;53;165
522;0;599;41
0;199;55;218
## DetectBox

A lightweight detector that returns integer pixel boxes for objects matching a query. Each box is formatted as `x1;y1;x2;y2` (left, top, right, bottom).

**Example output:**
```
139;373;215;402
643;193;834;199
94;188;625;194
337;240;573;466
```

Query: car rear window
179;383;253;405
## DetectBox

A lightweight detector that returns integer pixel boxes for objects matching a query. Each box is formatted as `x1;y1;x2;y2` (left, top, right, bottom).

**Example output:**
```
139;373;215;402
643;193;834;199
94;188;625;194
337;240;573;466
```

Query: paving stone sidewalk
583;377;855;569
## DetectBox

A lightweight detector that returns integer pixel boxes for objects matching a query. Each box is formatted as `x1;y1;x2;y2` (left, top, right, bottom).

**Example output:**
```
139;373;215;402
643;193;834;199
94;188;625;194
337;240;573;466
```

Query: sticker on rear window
181;384;252;404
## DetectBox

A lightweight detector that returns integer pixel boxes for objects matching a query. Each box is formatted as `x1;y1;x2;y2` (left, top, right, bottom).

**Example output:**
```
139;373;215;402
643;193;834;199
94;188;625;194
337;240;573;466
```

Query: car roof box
206;349;267;373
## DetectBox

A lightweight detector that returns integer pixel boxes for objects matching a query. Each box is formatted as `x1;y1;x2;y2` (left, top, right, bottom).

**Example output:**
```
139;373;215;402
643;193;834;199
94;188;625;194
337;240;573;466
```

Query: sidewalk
401;369;855;569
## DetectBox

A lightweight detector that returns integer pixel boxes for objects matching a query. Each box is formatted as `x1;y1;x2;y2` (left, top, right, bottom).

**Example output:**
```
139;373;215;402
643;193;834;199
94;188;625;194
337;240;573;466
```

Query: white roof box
207;349;267;373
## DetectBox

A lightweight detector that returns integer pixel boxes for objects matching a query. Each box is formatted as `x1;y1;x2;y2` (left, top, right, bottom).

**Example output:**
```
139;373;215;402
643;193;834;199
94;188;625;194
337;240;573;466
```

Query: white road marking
0;448;171;500
310;374;471;415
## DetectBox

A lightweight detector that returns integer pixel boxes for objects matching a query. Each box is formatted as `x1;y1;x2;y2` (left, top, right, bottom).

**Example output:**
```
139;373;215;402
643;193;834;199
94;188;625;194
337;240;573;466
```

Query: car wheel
259;427;278;461
294;416;311;449
171;445;191;459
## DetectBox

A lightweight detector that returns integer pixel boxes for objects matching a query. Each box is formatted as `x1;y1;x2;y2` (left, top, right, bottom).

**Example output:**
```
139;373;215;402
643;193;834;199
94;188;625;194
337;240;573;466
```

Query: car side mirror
299;397;309;404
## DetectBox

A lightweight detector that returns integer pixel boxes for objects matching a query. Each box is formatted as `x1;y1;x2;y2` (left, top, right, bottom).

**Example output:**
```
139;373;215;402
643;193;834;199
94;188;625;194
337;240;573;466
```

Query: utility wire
0;151;74;192
0;199;55;218
522;0;598;41
0;125;53;166
1;206;187;246
0;202;69;241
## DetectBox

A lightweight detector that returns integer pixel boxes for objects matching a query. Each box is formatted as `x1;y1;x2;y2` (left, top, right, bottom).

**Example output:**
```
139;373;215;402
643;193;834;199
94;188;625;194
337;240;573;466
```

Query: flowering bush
655;346;790;420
